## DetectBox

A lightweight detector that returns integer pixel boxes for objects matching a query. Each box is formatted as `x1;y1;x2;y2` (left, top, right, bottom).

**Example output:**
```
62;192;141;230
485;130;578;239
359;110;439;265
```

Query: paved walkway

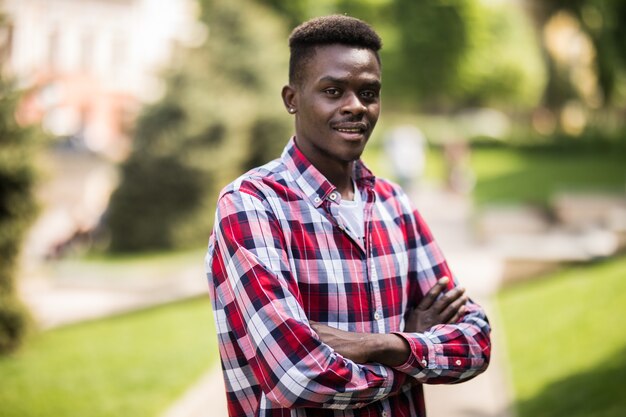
18;182;513;417
411;185;512;417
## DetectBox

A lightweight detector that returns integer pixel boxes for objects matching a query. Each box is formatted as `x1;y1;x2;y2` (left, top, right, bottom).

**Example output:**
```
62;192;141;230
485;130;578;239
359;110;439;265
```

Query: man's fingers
440;295;468;323
432;285;465;313
448;305;467;324
417;276;449;310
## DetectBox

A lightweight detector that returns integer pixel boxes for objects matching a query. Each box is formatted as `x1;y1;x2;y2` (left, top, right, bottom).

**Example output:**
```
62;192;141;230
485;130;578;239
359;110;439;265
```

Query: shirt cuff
391;331;434;375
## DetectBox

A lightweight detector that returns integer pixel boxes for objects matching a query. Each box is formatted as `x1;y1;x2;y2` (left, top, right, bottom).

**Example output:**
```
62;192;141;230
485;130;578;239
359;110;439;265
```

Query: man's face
284;44;381;172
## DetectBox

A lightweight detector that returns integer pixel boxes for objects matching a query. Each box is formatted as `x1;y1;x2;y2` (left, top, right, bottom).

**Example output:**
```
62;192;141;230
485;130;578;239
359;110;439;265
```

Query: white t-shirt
337;183;365;245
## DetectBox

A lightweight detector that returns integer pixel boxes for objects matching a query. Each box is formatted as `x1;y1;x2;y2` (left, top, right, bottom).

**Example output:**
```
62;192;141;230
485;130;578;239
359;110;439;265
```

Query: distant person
443;139;475;194
205;15;491;417
384;124;426;192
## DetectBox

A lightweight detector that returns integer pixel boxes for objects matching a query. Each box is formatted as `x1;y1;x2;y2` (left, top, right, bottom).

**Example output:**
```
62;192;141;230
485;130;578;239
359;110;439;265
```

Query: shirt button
329;192;338;201
314;196;321;203
374;311;381;320
421;359;428;367
455;359;462;366
382;411;389;417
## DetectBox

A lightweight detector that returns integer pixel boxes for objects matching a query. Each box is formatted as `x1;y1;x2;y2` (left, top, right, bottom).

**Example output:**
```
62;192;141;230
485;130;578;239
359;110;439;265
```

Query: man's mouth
336;127;364;134
333;123;368;135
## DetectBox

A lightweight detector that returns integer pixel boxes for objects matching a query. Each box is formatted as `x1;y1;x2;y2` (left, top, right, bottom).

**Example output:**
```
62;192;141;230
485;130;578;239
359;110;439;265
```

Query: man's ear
281;85;298;114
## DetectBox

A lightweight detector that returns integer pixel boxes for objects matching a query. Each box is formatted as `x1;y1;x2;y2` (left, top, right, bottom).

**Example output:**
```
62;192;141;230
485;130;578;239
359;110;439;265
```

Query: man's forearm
311;322;410;367
365;333;411;367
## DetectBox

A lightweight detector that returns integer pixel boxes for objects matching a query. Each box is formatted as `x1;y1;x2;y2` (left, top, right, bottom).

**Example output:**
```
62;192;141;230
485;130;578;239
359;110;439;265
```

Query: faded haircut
288;15;382;85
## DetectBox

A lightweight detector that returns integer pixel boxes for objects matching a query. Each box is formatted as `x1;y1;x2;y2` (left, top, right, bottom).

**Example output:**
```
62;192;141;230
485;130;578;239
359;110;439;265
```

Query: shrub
106;0;290;252
0;76;37;354
242;114;291;172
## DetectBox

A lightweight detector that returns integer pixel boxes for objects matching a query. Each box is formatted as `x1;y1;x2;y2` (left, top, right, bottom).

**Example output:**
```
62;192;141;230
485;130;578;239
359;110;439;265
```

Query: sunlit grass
471;147;626;205
0;297;218;417
364;127;626;206
496;256;626;417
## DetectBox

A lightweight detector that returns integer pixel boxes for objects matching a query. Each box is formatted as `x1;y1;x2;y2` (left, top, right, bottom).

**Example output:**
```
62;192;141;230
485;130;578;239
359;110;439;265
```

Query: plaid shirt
205;138;491;417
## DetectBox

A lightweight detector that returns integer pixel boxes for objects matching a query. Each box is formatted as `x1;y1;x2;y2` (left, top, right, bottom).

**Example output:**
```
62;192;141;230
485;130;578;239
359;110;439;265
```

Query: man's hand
405;276;467;333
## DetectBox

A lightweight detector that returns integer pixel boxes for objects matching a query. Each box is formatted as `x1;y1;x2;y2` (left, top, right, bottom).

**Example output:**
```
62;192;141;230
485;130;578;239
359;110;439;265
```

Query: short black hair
288;15;382;85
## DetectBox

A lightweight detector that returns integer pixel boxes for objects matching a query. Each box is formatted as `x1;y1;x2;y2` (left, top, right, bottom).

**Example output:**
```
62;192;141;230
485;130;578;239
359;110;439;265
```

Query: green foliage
107;0;291;252
0;75;37;354
242;114;292;172
0;295;31;354
0;297;218;417
576;0;626;107
529;0;626;109
387;0;473;108
385;0;546;110
455;2;545;108
107;99;220;252
256;0;347;27
497;256;626;417
256;0;311;28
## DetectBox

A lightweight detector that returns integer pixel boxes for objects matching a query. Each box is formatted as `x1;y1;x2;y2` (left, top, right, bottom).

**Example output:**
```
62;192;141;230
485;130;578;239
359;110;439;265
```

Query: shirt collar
281;137;376;208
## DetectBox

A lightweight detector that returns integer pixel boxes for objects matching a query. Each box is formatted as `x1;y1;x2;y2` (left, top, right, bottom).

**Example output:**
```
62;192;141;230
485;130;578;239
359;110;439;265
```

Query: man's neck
312;160;355;199
294;138;357;199
330;173;355;200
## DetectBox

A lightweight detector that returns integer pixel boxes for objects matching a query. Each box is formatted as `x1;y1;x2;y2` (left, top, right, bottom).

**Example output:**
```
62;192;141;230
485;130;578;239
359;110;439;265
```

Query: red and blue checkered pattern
205;138;491;417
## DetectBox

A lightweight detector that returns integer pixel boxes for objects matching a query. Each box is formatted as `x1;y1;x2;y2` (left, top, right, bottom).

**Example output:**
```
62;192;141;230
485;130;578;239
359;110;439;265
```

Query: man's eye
361;90;378;100
324;88;341;96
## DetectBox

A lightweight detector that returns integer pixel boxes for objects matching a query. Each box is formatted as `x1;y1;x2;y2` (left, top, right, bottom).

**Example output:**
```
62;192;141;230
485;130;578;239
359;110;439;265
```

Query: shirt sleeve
392;208;491;384
208;186;408;410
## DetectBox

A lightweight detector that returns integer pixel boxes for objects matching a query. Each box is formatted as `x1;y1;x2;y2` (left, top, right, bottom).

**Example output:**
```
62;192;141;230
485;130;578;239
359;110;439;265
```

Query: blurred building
1;0;205;160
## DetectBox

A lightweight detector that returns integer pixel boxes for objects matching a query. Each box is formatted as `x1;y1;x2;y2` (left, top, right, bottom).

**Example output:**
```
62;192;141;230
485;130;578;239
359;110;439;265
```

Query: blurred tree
385;0;474;110
385;0;546;111
455;1;545;109
0;19;37;353
257;0;342;28
527;0;626;109
256;0;310;27
107;0;290;252
242;114;292;172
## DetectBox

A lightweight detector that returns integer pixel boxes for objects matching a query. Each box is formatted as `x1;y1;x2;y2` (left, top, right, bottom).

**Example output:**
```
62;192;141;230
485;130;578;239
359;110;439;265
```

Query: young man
206;15;491;417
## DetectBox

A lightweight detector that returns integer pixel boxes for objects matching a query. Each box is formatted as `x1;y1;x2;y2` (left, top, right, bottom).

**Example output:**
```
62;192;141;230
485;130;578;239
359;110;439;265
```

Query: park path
18;148;513;417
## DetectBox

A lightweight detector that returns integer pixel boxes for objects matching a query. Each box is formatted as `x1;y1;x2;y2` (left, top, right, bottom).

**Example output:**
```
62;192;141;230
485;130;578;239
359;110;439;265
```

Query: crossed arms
311;276;469;367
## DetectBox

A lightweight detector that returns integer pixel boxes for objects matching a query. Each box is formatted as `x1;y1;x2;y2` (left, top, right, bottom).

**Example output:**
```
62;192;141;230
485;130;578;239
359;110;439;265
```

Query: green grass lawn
470;147;626;206
364;138;625;206
0;297;218;417
496;256;626;417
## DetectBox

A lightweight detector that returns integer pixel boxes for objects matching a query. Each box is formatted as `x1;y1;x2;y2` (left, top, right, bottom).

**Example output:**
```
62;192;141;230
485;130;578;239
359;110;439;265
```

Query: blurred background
0;0;624;416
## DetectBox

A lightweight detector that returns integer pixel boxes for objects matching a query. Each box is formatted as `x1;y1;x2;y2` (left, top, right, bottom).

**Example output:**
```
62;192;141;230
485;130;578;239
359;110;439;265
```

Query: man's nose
341;92;366;114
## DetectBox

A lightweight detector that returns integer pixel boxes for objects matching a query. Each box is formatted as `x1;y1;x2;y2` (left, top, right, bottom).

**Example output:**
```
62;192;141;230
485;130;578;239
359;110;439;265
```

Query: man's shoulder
371;176;417;217
219;158;294;201
373;176;405;200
